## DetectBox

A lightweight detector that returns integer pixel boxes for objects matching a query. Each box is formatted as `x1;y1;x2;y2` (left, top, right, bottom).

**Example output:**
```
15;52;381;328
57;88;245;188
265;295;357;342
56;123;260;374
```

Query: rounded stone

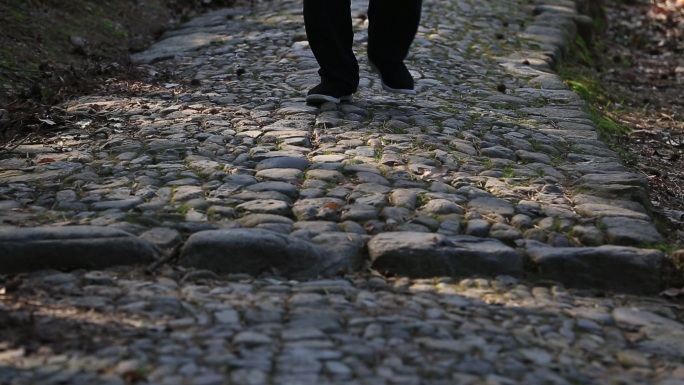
421;199;464;215
524;228;548;242
489;223;523;243
255;168;303;182
255;156;310;171
468;197;515;217
510;214;534;230
305;169;345;182
465;219;491;237
572;225;605;246
179;228;323;278
236;199;291;216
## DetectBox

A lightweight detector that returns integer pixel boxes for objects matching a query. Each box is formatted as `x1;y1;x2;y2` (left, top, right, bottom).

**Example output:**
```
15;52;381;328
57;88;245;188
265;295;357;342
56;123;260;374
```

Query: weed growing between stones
557;35;631;139
415;193;430;208
502;164;516;178
550;156;562;167
124;213;142;224
175;205;191;215
528;139;542;151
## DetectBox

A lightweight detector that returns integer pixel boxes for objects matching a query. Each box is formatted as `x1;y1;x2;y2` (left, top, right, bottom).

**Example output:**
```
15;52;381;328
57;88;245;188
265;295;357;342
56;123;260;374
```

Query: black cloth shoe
368;60;416;95
306;82;354;104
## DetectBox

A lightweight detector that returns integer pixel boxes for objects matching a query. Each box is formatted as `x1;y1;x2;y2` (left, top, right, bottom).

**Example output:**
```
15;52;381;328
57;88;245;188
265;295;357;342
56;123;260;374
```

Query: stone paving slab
0;226;159;273
1;0;683;383
0;0;669;294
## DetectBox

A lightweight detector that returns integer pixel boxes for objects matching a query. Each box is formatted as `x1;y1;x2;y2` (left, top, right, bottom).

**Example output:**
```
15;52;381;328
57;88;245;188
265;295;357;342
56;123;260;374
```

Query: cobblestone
1;268;683;384
1;0;682;382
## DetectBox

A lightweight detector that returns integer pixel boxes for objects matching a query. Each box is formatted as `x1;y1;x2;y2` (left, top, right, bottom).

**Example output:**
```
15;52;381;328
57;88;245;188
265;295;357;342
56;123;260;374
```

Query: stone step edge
0;226;665;295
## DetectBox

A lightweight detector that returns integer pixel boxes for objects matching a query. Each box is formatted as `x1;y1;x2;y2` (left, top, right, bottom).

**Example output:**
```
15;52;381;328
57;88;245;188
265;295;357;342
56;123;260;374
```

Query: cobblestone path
1;0;683;384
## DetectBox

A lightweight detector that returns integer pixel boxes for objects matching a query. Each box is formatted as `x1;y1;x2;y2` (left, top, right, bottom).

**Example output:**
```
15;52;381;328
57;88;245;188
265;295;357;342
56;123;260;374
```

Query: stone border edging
500;0;666;293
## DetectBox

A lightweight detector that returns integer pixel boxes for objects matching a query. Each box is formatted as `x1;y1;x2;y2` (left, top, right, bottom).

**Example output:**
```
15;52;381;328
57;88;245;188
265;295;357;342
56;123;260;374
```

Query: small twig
0;133;33;158
145;244;182;275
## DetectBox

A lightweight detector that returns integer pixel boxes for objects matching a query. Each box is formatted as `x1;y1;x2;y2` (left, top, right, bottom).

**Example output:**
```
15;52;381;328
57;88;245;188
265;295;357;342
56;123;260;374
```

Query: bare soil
0;0;173;100
585;0;684;244
0;0;239;141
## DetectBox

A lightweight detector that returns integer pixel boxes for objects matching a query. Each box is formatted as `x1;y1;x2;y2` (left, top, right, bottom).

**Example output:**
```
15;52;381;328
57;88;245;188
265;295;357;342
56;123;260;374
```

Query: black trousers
303;0;422;93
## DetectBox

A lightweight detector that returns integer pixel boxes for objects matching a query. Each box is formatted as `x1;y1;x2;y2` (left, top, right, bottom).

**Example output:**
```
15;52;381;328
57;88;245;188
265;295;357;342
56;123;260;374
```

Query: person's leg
367;0;422;93
303;0;359;103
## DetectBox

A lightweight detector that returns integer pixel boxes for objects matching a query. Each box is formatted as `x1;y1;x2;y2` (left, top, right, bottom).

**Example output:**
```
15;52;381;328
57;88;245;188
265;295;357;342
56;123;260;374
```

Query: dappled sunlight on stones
3;263;683;384
0;9;677;385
